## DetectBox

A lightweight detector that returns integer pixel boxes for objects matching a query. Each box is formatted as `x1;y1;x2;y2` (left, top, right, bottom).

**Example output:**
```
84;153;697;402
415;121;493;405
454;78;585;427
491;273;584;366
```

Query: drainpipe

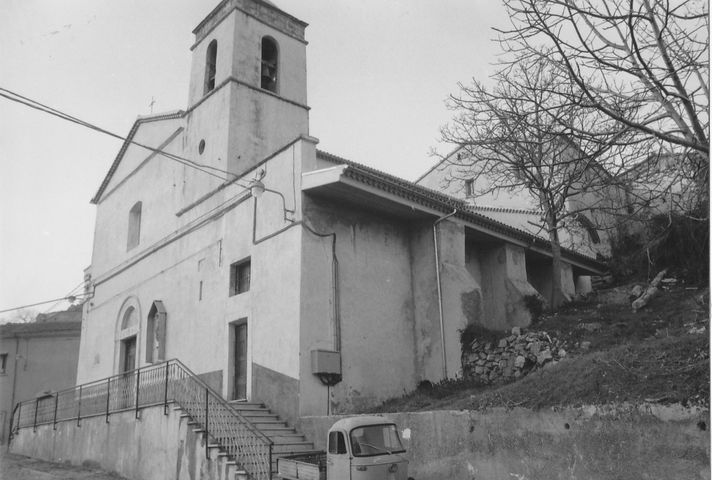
433;209;457;379
302;224;341;352
9;336;19;439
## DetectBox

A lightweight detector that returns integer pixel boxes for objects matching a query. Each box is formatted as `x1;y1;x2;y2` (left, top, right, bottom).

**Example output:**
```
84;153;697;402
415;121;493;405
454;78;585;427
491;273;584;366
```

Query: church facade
76;0;605;426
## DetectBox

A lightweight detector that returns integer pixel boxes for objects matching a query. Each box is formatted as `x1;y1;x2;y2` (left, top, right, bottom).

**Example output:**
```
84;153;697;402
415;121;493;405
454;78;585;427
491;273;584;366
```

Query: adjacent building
0;315;81;443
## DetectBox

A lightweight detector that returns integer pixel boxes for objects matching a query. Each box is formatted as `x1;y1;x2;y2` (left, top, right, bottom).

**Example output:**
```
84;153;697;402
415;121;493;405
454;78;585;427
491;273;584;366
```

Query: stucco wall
432;220;480;378
298;405;710;480
186;8;309;176
417;157;537;210
187;8;307;108
79;140;304;418
300;199;418;416
298;201;485;416
417;157;611;261
0;328;80;444
411;219;480;384
478;244;541;330
10;405;235;480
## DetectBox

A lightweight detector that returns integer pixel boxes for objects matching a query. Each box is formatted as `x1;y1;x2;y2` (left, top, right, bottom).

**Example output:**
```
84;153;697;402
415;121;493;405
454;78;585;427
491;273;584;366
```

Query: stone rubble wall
461;327;567;383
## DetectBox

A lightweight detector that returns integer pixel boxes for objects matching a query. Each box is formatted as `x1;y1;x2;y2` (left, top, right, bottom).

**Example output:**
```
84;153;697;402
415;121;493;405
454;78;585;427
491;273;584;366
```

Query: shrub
523;294;545;322
459;323;503;350
609;212;709;284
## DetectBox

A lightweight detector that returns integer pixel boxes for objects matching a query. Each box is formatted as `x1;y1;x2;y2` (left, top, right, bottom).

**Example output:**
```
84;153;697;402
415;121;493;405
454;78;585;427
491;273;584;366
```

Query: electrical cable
0;89;265;316
42;279;87;314
42;281;84;314
0;293;89;315
0;87;229;179
0;87;242;183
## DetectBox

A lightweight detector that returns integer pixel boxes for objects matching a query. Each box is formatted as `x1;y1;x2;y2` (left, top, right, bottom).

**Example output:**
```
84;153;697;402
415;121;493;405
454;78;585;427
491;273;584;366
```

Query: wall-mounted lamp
248;179;266;198
248;179;295;222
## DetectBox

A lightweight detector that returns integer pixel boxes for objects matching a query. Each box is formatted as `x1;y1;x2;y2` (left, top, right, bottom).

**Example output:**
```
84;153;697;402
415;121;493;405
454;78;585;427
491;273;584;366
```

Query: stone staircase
179;399;317;478
228;401;318;476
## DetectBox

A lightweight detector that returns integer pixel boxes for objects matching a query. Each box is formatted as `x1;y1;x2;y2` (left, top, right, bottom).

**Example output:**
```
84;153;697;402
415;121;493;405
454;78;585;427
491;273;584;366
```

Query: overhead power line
0;87;245;183
42;279;88;314
0;293;89;315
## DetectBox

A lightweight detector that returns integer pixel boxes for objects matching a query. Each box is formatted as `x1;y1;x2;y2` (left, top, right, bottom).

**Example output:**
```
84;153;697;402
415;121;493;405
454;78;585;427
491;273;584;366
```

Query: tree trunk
547;224;566;311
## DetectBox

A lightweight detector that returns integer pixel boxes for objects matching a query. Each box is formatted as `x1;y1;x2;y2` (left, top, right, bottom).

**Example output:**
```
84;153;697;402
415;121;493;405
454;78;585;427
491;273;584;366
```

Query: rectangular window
464;179;474;197
350;424;405;457
127;201;142;251
229;259;251;296
0;354;7;374
328;431;347;454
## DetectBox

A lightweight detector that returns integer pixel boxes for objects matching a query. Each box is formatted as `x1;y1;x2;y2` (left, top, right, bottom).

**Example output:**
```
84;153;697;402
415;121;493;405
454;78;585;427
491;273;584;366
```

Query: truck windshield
349;424;405;457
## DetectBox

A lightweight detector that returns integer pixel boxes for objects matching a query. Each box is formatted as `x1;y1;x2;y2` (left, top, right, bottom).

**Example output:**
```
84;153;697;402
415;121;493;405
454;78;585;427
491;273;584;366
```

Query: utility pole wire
0;87;239;182
0;293;89;315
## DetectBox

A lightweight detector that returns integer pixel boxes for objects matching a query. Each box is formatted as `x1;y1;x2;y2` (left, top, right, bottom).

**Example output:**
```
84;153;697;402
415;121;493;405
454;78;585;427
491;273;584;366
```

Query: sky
0;0;508;319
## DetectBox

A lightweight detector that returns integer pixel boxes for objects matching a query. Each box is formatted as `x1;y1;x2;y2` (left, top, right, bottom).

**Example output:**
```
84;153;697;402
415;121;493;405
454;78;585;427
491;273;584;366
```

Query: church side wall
299;199;418;416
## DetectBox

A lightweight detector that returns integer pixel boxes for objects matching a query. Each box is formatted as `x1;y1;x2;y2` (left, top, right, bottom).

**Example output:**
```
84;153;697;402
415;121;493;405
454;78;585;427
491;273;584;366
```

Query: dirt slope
368;285;709;413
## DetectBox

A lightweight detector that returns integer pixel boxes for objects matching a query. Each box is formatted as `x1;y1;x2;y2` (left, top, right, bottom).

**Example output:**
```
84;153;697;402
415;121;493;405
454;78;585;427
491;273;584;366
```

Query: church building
75;0;605;429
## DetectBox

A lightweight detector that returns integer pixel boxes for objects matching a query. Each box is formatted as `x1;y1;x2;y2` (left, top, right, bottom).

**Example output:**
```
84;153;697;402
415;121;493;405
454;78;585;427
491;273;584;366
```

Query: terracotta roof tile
315;149;605;271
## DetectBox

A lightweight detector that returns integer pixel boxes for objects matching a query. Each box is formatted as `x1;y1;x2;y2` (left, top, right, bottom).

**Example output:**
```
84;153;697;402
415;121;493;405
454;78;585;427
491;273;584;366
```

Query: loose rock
462;328;566;384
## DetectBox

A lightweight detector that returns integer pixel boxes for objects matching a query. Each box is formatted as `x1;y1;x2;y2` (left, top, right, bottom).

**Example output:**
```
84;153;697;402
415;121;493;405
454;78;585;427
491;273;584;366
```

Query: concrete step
254;423;293;431
246;417;287;426
238;410;280;418
263;432;304;442
177;395;317;479
227;401;266;409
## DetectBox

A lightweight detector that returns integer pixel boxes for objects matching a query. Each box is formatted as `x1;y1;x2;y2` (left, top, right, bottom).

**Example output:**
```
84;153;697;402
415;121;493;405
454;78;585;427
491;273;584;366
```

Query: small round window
198;139;206;154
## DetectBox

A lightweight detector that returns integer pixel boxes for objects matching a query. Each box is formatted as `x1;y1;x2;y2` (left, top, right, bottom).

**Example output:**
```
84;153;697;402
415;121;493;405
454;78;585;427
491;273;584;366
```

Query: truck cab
326;416;410;480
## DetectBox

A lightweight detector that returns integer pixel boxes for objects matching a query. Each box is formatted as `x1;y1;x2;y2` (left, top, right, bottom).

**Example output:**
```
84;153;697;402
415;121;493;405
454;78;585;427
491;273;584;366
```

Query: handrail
171;358;272;445
10;358;274;480
8;402;19;443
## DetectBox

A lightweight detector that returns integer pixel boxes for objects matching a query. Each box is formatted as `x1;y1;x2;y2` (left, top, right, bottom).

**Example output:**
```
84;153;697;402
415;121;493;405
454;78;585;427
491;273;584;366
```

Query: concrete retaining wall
11;402;709;480
9;404;235;480
298;405;710;480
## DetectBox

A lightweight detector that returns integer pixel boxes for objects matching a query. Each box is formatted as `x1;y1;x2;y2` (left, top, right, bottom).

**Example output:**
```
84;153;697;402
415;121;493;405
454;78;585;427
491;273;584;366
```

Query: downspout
9;335;19;439
302;223;340;417
433;209;457;379
302;224;341;352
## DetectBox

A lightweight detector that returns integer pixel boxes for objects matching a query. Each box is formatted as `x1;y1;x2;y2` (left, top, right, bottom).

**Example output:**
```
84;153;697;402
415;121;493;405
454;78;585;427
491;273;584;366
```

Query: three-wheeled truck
277;416;413;480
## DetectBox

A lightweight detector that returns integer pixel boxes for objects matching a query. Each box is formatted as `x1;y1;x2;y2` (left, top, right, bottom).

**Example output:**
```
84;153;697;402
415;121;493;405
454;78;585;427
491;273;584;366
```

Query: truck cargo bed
276;451;327;480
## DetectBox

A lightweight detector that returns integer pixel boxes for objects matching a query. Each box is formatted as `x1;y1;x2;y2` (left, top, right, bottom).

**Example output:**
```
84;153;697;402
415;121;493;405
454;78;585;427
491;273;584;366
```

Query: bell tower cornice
192;0;307;49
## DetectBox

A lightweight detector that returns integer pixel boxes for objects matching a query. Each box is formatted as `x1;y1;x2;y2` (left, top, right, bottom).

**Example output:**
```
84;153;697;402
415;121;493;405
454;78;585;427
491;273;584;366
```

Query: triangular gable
414;144;464;184
91;110;184;204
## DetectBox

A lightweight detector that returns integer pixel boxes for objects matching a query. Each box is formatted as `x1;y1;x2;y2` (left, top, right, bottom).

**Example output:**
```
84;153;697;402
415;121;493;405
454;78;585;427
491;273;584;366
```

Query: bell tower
184;0;309;176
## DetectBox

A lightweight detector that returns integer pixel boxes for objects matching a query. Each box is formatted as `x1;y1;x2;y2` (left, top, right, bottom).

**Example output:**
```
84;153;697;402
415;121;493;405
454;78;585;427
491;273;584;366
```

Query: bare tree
498;0;709;201
0;308;37;324
441;58;629;309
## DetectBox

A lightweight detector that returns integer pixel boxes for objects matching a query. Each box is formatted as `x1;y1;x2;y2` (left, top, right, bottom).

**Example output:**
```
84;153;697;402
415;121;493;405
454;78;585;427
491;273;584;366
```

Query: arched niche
146;300;167;363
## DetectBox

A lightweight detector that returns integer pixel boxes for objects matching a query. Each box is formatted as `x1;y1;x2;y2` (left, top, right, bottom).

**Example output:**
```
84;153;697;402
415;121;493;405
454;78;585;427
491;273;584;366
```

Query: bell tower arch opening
204;39;218;94
260;36;279;93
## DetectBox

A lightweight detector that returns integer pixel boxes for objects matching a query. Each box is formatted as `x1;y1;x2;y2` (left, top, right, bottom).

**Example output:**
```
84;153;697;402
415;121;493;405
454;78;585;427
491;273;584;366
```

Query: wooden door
233;323;247;400
122;336;136;373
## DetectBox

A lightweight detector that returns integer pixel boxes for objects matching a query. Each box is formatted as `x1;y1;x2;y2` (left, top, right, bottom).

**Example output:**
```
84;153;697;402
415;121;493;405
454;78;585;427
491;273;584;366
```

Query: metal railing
10;359;274;480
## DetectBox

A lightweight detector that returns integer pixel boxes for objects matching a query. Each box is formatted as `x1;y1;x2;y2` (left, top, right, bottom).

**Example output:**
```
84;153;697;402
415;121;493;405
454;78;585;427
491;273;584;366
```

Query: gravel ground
0;451;129;480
